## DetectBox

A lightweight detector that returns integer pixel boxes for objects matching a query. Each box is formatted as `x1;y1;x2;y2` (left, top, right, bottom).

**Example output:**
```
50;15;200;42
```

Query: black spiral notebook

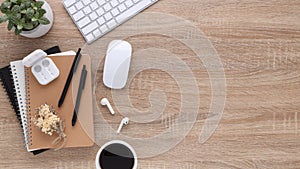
0;65;21;120
0;46;61;155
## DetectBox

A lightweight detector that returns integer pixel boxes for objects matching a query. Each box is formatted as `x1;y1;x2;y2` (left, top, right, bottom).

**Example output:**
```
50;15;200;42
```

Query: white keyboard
63;0;158;44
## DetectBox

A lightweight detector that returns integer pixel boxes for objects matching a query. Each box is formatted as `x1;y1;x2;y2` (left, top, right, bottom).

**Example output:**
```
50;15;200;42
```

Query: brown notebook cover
25;55;94;151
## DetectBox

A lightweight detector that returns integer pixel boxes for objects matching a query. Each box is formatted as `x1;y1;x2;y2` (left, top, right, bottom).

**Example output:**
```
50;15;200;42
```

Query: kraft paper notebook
25;54;94;151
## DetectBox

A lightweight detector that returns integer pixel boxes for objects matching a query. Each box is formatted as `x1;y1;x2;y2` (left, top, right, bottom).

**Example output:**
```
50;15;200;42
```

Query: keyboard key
100;25;108;33
93;29;101;37
68;6;77;14
63;0;158;44
106;19;117;28
117;0;152;23
83;6;92;14
96;8;105;16
82;0;91;5
125;0;133;7
90;1;99;10
111;8;120;16
103;3;112;11
89;12;98;20
64;0;76;8
97;0;106;6
110;0;119;7
118;4;126;12
77;17;91;28
104;12;112;21
82;21;98;35
97;16;105;25
75;1;84;10
73;11;85;21
86;33;94;42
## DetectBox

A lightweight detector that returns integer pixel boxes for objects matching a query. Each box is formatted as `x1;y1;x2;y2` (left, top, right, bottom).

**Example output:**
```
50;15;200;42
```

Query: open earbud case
22;49;60;85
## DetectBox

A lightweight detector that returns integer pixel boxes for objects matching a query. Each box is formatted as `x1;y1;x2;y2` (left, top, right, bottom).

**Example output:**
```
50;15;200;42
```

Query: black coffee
99;143;135;169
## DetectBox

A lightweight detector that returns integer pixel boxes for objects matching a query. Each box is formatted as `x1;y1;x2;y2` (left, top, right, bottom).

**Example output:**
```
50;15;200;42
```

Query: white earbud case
22;49;60;85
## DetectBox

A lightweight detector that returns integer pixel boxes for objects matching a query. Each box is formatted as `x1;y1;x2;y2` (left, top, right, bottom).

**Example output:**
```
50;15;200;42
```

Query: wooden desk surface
0;0;300;168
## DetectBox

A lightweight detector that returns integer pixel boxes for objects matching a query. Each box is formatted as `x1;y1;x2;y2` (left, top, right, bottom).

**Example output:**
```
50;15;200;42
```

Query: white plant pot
20;1;53;38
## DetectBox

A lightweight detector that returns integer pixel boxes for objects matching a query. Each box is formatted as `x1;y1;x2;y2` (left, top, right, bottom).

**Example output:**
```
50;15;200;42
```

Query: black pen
72;65;87;126
58;48;82;107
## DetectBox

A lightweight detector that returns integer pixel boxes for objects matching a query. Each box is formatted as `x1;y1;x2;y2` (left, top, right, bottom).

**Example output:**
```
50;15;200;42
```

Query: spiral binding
0;67;19;112
24;67;33;146
0;66;22;124
8;63;31;149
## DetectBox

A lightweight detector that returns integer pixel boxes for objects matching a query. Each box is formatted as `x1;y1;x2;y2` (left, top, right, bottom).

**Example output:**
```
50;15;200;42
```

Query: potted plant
0;0;53;38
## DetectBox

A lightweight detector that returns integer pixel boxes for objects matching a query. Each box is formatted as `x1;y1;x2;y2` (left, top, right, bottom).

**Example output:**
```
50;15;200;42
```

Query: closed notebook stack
0;46;61;155
25;54;94;151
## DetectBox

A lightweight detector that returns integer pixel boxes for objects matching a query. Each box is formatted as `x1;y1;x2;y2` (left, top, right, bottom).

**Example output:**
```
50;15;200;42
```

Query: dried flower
34;104;60;135
34;104;66;150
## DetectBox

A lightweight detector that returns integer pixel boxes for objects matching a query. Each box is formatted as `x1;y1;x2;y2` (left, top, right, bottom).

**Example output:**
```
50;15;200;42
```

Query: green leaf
0;15;8;23
30;2;35;8
10;15;19;25
20;17;25;24
1;1;12;13
19;3;26;10
17;24;23;30
10;0;18;3
1;2;12;9
37;8;46;17
24;1;31;8
23;22;33;30
7;21;14;31
38;16;49;25
20;9;26;14
35;1;44;8
13;5;20;12
34;11;39;19
0;4;5;13
32;20;38;27
11;5;20;13
31;17;38;22
15;27;22;35
26;8;34;18
16;13;21;19
0;6;4;13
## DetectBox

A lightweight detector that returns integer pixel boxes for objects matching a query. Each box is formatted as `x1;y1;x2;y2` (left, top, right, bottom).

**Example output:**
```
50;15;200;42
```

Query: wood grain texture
0;0;300;168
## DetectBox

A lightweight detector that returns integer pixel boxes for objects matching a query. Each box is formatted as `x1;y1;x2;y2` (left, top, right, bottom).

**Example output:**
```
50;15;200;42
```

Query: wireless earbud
117;117;129;134
100;98;129;133
101;98;115;115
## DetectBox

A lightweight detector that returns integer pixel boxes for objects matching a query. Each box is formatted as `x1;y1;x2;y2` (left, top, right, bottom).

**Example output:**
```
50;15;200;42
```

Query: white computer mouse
103;40;132;89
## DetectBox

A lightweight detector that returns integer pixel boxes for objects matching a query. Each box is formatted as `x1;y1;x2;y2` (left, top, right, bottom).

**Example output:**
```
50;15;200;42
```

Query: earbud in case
22;49;60;85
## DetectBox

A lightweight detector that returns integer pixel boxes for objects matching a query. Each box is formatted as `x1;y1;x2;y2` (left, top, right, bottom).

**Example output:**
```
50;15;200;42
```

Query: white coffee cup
95;140;137;169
